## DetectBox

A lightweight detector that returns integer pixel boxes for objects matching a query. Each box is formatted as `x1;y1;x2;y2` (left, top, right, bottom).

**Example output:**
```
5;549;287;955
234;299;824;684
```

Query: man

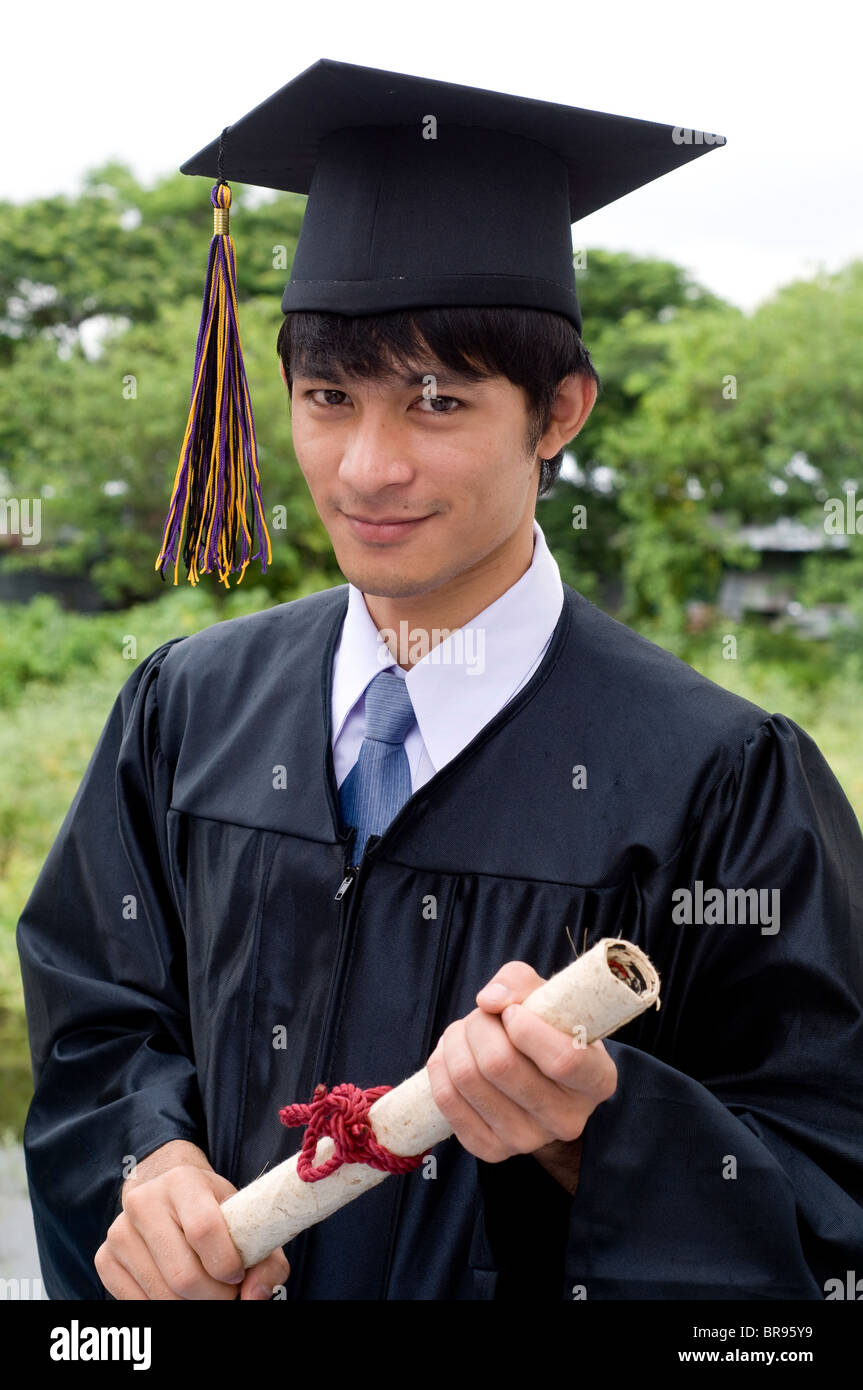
17;60;863;1301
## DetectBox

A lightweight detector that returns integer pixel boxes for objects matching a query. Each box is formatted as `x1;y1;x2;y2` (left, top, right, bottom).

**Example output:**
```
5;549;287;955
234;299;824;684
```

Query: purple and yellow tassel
155;178;272;586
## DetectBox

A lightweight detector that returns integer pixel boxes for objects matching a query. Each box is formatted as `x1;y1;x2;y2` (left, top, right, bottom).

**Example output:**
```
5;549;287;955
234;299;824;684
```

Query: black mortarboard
182;57;727;334
159;59;725;585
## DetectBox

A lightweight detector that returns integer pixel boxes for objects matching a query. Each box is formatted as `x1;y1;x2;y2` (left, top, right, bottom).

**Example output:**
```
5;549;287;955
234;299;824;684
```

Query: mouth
343;512;434;544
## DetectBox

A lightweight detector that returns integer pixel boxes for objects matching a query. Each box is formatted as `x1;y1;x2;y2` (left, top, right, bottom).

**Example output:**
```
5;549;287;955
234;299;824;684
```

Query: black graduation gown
16;582;863;1300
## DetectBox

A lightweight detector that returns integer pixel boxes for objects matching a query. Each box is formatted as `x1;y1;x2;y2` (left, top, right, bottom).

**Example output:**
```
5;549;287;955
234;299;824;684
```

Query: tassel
155;144;272;586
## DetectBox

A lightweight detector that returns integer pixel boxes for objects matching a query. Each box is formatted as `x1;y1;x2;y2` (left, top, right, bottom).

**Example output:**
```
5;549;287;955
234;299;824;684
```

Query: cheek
423;435;503;497
290;424;331;486
452;451;523;516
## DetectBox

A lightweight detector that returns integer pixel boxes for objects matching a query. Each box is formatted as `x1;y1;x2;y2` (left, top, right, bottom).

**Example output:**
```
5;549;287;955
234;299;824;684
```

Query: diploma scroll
221;937;660;1268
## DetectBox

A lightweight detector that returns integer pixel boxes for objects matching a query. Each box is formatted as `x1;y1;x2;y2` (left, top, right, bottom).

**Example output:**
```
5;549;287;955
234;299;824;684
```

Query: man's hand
95;1140;290;1300
426;961;617;1166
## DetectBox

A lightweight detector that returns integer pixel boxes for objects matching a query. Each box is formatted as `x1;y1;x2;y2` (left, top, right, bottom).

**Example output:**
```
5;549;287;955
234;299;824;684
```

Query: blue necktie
338;669;418;863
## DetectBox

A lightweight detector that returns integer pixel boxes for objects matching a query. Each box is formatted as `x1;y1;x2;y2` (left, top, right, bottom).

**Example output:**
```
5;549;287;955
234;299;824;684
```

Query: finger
464;1006;574;1124
500;1008;618;1100
462;1009;610;1143
95;1244;150;1301
122;1178;242;1292
106;1218;185;1301
428;1038;513;1159
475;961;545;1013
170;1185;246;1286
432;1027;552;1157
240;1249;291;1301
128;1203;240;1300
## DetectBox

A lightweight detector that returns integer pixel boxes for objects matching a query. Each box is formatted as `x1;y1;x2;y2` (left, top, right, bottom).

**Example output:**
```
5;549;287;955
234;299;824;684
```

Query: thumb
475;960;545;1012
239;1248;291;1301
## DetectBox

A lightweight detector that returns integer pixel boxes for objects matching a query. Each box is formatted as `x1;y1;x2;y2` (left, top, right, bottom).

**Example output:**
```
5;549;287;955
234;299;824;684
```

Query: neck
362;519;536;670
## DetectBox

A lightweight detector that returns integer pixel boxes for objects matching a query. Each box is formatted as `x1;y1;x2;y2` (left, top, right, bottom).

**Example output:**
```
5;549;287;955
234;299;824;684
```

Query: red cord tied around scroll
280;1082;429;1183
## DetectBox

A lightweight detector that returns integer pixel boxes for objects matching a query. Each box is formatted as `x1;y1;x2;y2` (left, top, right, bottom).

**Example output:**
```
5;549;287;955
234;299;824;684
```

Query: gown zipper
316;829;381;1084
334;870;355;901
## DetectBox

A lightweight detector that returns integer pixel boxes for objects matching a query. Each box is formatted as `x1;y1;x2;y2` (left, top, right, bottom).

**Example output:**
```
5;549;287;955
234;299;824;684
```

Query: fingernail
479;983;510;1003
250;1284;273;1300
227;1272;245;1284
502;1005;518;1024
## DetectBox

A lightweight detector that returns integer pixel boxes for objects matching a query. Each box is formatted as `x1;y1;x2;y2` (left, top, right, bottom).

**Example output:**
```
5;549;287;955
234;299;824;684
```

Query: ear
536;374;597;458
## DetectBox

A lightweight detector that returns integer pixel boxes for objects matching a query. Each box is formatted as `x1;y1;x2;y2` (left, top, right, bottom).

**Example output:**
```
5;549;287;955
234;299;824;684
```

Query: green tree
544;257;863;632
538;250;731;603
0;164;337;604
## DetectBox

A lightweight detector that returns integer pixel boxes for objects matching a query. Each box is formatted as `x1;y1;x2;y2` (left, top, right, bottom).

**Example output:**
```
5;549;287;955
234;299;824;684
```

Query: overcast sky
4;0;861;313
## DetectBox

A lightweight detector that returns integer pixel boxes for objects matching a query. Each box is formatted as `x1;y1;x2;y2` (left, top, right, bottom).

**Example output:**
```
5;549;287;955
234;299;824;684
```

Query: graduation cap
157;58;725;586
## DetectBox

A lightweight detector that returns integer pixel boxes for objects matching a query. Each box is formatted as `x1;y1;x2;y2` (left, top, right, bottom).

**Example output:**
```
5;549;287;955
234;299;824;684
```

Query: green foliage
0;595;100;705
0;165;339;605
539;250;736;607
0;164;305;354
547;258;863;631
0;587;275;709
576;248;726;324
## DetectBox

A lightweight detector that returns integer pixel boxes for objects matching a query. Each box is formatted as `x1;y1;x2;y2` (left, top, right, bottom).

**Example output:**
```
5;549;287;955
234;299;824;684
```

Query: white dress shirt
331;518;564;793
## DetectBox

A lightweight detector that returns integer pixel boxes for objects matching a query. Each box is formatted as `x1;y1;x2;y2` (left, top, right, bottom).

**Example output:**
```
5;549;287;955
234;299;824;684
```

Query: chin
337;556;439;599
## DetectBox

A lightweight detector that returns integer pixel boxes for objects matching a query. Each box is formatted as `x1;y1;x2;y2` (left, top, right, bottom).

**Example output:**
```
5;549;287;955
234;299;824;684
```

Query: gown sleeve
562;712;863;1299
16;637;205;1300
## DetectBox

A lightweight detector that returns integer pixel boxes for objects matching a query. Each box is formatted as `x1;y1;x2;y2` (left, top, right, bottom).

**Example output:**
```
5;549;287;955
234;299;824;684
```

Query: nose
337;404;415;494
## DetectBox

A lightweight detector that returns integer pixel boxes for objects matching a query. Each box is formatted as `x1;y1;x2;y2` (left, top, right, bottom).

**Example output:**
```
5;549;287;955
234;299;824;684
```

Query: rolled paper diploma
221;936;660;1268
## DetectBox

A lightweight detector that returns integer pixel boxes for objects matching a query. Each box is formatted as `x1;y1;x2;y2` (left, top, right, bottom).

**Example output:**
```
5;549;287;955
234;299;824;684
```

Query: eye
417;394;461;414
307;389;350;406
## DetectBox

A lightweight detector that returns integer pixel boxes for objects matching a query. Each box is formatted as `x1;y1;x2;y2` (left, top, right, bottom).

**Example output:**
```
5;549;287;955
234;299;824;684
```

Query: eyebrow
294;366;488;389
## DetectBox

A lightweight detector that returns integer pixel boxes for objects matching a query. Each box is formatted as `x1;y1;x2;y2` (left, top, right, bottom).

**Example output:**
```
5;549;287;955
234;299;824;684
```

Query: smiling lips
344;513;433;543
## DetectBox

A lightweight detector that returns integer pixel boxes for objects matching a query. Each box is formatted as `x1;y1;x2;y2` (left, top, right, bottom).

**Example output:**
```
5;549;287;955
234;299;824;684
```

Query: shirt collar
331;517;564;772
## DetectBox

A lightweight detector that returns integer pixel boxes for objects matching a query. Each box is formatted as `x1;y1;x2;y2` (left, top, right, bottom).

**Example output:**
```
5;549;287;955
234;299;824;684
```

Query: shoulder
154;582;349;682
128;584;349;757
554;587;850;864
560;584;773;772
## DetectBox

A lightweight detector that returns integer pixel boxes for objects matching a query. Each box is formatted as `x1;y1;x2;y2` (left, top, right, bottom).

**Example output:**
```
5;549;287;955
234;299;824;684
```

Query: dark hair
276;306;599;497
